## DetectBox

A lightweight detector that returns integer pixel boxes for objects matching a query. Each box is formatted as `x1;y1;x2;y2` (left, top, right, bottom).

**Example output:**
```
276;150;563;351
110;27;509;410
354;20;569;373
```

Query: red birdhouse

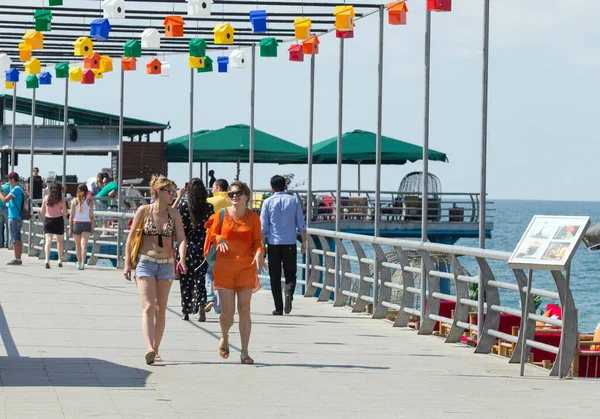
288;44;304;62
302;35;319;55
146;57;162;74
122;57;137;71
164;15;185;37
82;69;95;84
388;2;408;25
336;29;354;39
427;0;451;12
83;52;101;69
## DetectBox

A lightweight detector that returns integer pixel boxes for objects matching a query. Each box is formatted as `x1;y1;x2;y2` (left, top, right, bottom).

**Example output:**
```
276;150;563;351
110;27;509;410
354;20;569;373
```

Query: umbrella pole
375;4;384;238
61;75;69;194
357;161;361;194
249;44;256;196
479;0;490;249
10;83;16;172
236;158;240;181
28;87;36;255
188;68;194;181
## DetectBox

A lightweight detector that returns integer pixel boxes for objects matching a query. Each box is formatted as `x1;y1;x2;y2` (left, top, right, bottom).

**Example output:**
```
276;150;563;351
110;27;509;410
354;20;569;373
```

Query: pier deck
0;250;596;418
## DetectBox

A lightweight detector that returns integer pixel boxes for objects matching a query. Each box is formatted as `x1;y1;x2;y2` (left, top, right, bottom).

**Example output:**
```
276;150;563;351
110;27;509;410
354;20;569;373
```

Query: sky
2;0;599;201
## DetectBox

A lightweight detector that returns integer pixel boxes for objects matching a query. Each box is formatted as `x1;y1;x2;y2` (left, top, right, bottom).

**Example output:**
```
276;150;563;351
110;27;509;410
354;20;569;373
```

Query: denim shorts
8;218;22;244
135;257;175;281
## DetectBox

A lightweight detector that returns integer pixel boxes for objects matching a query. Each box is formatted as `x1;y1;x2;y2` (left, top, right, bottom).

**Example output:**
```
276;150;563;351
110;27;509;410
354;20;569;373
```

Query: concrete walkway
0;250;597;419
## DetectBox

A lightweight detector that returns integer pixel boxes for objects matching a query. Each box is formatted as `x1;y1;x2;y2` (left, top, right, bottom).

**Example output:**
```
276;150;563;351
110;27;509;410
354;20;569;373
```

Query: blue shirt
7;185;24;219
0;183;10;209
260;192;306;245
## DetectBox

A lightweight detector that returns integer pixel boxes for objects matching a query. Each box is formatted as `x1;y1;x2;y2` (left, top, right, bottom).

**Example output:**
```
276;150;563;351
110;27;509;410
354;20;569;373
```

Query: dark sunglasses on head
228;190;243;198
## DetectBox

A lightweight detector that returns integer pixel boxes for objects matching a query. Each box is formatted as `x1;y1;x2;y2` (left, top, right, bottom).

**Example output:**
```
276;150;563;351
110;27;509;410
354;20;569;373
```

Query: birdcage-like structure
398;171;442;197
397;172;442;222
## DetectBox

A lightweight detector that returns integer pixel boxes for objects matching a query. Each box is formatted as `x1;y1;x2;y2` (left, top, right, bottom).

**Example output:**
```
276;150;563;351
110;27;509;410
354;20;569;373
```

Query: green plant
468;283;543;313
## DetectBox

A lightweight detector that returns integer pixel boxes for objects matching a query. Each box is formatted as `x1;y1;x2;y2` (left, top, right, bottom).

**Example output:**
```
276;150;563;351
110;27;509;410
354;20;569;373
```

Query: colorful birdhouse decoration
197;56;213;73
164;16;185;37
49;0;63;5
69;66;83;82
5;68;20;83
229;49;246;68
187;0;212;16
18;43;33;61
123;39;141;58
249;10;267;33
288;44;304;62
213;23;235;45
0;54;12;74
74;37;94;56
99;55;113;73
34;10;53;32
26;75;39;89
188;56;204;69
217;56;229;73
92;69;103;79
90;18;112;41
334;6;355;31
293;18;311;40
189;38;206;57
84;52;101;69
82;69;95;84
146;58;162;75
302;35;319;55
388;2;408;25
5;82;15;90
141;28;161;49
122;57;137;71
161;62;170;77
54;62;69;78
102;0;125;19
23;30;44;50
259;37;278;58
39;71;52;85
336;29;354;39
25;58;42;75
427;0;451;12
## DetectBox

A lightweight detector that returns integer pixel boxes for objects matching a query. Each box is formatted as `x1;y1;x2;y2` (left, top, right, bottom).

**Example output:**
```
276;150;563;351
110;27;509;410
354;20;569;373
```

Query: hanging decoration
188;56;205;69
84;52;101;69
388;1;408;25
54;62;69;78
189;38;206;57
19;43;33;61
334;5;355;31
302;35;319;55
293;18;311;40
5;68;20;83
213;23;235;44
102;0;125;19
90;18;112;41
40;71;52;85
34;10;53;32
197;56;213;73
259;37;278;57
69;66;83;82
92;69;103;79
122;57;137;71
82;69;95;84
249;10;267;33
161;62;171;77
164;16;185;37
0;54;12;74
146;57;162;74
5;82;16;90
23;30;44;50
229;49;246;68
427;0;451;12
25;74;39;89
187;0;212;16
49;0;63;6
74;37;94;56
24;58;42;75
217;56;229;73
123;39;142;57
141;28;161;48
336;28;354;39
288;44;304;62
99;56;113;73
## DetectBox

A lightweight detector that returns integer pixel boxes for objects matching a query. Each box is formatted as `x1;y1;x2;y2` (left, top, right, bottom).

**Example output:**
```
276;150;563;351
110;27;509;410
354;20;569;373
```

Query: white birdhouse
102;0;125;19
141;28;161;49
187;0;212;16
161;61;170;77
0;53;12;75
229;49;247;69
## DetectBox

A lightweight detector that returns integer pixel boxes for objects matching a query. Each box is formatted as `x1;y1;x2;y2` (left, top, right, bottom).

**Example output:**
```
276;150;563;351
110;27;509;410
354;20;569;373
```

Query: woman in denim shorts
124;175;187;365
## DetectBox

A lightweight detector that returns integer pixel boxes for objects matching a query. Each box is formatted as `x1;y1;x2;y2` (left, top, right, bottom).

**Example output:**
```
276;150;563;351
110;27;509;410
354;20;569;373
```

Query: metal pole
558;263;571;379
189;68;194;181
61;79;69;193
479;0;490;249
10;84;16;172
335;38;344;233
357;161;361;194
116;65;124;267
305;53;316;290
374;4;384;238
519;268;533;377
249;44;256;194
28;88;36;253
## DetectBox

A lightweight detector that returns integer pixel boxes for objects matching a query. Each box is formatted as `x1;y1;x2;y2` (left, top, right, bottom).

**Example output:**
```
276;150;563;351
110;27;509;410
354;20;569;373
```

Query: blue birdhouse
217;56;229;73
90;18;112;41
5;68;19;83
249;10;267;33
40;71;52;85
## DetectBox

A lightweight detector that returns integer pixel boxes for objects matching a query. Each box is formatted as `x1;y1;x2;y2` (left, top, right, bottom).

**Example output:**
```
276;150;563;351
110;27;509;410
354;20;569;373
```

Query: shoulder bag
207;208;225;266
130;205;150;269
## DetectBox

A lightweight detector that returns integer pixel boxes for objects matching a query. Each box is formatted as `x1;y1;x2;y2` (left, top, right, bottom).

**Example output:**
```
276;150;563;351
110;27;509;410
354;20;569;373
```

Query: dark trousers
268;244;297;312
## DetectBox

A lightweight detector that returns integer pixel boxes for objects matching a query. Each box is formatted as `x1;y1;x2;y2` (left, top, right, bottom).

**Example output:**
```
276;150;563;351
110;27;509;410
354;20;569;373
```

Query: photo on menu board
541;242;570;261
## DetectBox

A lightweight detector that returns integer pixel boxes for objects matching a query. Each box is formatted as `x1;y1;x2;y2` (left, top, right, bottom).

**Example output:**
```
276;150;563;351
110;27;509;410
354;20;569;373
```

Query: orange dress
204;208;264;292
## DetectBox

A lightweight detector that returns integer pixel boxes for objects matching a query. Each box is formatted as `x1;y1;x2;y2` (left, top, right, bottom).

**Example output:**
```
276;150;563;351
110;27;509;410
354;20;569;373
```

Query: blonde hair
150;174;176;198
76;184;88;213
229;181;251;207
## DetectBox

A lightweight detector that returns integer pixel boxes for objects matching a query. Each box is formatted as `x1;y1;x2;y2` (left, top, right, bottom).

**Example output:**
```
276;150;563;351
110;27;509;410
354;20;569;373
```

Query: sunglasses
161;189;176;195
228;190;244;198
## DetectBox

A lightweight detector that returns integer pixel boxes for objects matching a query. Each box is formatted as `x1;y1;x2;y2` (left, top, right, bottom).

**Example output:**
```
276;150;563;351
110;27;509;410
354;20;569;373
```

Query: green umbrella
165;129;211;162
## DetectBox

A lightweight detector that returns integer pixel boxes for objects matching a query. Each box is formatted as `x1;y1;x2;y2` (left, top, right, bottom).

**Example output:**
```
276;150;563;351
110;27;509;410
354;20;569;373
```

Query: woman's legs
56;234;64;264
179;275;192;317
73;233;82;266
154;279;173;354
136;276;157;352
217;288;236;350
44;233;54;264
237;288;253;358
80;232;91;266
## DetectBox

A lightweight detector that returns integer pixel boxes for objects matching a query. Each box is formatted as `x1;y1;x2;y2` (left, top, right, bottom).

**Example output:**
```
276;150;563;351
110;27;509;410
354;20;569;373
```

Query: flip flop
145;350;156;365
154;354;163;362
240;354;254;365
218;346;230;359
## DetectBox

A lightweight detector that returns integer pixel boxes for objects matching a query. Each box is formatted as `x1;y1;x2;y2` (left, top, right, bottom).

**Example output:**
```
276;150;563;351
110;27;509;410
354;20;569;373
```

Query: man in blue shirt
0;172;24;265
260;175;307;315
0;180;10;247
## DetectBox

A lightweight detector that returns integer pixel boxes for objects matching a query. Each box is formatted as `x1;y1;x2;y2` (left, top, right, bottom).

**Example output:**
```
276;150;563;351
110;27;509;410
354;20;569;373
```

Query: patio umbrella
165;129;211;162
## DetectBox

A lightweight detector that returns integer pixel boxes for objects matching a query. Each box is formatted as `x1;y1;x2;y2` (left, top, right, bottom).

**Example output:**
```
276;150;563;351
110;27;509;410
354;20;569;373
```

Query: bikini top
143;205;175;237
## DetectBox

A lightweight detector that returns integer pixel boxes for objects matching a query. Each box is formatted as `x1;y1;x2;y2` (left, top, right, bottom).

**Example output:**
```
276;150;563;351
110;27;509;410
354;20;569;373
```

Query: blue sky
2;0;598;200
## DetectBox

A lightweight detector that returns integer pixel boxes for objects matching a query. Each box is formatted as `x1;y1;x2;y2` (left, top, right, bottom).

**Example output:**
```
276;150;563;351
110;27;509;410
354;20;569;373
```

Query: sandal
240;353;254;365
218;346;230;359
154;354;162;362
145;350;156;365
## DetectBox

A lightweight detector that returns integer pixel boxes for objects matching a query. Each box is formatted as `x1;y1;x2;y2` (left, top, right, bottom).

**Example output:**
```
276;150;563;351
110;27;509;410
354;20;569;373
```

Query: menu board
508;216;590;270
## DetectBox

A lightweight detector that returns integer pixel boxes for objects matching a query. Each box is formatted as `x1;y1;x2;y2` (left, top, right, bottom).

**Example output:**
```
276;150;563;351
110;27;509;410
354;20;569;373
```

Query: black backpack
20;189;31;221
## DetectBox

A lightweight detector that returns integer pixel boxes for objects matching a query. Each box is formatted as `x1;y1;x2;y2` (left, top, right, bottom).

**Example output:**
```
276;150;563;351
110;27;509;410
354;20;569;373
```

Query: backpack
20;189;31;221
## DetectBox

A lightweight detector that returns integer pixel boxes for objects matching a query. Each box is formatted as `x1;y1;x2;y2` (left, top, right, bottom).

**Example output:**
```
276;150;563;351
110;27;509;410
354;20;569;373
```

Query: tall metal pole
10;84;16;172
374;5;384;238
249;44;256;194
28;88;36;253
116;65;124;267
305;53;316;290
189;68;194;181
335;38;344;233
479;0;490;249
61;79;69;193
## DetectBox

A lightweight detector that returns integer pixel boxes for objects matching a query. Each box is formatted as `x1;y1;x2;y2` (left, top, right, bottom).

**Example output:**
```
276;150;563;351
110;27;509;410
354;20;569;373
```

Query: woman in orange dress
204;181;266;364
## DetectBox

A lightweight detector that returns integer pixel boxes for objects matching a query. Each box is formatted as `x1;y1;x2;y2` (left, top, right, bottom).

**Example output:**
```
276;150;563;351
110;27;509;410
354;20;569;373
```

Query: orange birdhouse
427;0;451;12
19;43;33;61
388;2;408;25
23;30;44;50
164;15;185;37
146;57;162;74
302;35;319;55
121;57;137;71
84;52;101;69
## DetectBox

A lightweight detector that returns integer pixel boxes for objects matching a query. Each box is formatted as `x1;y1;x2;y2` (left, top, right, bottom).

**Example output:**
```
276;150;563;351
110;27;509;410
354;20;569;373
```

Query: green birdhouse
259;37;278;57
189;38;207;57
48;0;63;6
196;56;213;73
54;62;69;78
123;39;141;58
34;10;53;32
26;74;39;89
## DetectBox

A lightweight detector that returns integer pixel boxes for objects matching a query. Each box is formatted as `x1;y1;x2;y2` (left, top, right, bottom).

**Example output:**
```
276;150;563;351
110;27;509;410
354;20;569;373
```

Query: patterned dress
177;200;214;315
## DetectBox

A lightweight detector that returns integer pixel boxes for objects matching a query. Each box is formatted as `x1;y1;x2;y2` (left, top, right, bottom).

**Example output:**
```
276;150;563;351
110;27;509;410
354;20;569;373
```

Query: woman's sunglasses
161;189;176;195
228;190;243;198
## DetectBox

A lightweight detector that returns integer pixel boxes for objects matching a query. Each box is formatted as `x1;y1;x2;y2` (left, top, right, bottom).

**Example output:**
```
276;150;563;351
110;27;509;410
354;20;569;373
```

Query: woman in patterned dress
175;178;214;321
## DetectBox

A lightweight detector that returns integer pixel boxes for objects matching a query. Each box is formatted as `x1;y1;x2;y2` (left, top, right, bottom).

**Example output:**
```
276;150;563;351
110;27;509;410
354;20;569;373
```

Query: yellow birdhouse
19;43;33;61
213;23;235;45
92;69;103;79
74;37;94;57
294;17;312;40
5;82;16;90
99;55;113;73
69;66;83;82
25;58;42;75
188;56;205;69
334;5;355;31
23;30;44;50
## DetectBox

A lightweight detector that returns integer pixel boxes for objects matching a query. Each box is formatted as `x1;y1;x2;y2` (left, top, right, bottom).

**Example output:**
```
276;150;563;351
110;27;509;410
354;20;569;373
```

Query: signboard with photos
508;215;590;271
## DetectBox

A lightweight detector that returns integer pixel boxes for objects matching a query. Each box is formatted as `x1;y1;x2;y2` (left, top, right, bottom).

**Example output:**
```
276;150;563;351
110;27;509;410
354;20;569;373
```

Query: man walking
0;178;10;248
261;175;306;315
0;172;25;265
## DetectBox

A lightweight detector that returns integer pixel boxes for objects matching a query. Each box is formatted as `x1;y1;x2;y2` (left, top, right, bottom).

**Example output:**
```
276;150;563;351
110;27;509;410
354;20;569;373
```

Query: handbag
207;208;225;266
130;205;150;269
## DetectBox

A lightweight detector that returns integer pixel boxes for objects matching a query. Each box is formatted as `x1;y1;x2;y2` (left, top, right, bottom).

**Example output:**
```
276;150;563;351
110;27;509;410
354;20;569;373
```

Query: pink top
43;195;64;218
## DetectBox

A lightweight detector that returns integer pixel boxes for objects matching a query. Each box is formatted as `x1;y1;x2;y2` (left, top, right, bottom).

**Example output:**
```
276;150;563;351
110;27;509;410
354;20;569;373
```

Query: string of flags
1;0;452;88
